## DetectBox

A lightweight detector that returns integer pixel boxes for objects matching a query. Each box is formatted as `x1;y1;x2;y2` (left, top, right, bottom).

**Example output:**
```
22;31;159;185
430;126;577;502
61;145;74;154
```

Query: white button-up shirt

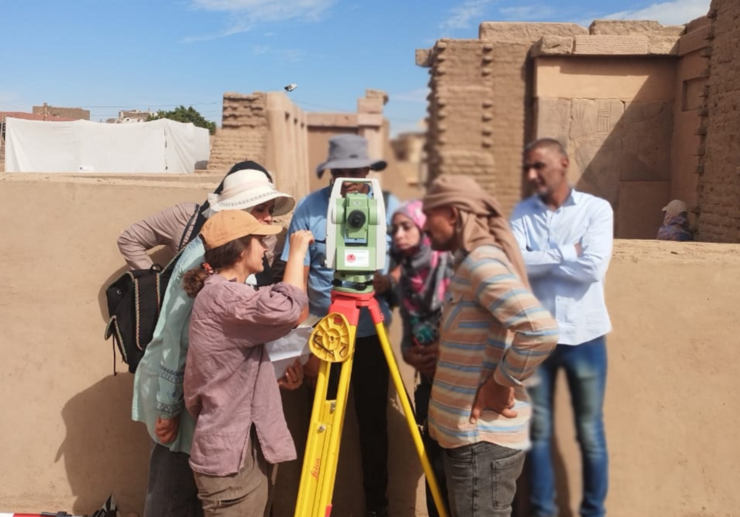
510;189;613;345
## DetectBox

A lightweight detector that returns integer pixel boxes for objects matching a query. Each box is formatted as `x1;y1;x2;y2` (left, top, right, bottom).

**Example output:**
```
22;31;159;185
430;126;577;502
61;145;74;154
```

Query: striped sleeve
468;256;559;388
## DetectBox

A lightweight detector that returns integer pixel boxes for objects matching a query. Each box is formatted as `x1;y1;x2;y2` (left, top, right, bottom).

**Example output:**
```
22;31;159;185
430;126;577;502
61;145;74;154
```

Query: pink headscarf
391;200;451;322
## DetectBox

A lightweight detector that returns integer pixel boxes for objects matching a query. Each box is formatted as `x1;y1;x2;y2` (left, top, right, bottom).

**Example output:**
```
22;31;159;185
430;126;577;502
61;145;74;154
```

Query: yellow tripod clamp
309;313;352;363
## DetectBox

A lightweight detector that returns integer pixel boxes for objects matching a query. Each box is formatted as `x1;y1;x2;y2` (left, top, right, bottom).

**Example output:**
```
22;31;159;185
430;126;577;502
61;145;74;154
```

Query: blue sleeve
382;193;401;274
281;198;311;266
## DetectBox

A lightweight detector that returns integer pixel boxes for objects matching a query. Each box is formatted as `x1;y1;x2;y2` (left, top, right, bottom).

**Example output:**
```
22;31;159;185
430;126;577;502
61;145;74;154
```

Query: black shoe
366;508;389;517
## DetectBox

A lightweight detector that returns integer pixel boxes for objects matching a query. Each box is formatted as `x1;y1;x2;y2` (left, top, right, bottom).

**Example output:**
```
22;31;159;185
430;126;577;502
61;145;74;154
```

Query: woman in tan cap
181;210;313;517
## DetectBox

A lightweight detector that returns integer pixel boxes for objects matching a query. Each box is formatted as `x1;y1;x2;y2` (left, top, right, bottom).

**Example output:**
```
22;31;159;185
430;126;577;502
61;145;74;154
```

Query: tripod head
324;178;386;293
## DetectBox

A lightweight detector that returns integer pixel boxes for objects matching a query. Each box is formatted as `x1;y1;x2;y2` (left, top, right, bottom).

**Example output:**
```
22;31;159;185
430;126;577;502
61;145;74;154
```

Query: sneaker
366;509;389;517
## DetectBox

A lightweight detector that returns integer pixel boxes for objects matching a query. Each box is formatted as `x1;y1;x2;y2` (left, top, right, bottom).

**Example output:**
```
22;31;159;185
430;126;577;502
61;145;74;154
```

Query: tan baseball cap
200;210;281;250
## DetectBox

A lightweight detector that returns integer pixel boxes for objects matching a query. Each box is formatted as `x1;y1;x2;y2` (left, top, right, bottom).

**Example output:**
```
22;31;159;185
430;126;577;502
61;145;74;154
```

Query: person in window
657;199;693;242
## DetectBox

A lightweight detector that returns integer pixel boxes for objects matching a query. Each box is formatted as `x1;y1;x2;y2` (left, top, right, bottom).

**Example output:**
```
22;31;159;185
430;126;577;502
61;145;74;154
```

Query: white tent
4;117;210;173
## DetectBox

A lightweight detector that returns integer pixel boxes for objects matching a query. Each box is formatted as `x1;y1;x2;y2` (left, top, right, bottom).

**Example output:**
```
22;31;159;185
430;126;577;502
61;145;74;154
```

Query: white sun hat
208;169;295;216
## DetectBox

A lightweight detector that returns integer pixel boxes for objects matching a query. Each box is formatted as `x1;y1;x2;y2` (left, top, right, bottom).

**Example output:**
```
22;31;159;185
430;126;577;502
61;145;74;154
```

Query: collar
534;187;580;210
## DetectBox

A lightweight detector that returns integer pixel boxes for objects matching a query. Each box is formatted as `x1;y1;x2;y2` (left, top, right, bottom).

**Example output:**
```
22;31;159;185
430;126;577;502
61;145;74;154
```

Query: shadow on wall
56;375;150;515
560;64;675;239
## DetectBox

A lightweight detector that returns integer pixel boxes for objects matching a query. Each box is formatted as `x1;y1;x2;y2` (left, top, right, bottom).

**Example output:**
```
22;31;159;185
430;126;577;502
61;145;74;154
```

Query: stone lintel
357;113;384;127
416;48;433;67
589;19;685;37
365;89;389;104
532;35;574;56
306;113;358;128
357;97;385;115
573;35;649;55
479;22;587;42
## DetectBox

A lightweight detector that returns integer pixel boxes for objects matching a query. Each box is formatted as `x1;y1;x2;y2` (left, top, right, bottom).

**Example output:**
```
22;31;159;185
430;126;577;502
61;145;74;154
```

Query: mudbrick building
418;0;740;242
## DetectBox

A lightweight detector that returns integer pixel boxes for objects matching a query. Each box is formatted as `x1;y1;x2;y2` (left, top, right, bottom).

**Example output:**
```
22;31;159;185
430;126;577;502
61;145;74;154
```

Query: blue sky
1;0;710;135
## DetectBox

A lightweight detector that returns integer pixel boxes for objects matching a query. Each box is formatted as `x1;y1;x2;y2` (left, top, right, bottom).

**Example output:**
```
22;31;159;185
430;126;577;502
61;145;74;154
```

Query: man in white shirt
510;138;613;517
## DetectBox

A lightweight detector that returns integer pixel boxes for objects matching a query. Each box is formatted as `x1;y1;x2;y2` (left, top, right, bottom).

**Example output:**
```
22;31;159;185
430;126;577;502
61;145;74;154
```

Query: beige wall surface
1;175;739;517
535;57;678;101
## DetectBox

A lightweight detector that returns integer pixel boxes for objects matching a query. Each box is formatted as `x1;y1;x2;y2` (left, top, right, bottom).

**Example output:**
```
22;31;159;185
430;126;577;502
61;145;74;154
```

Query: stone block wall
207;92;270;176
696;0;740;242
207;92;310;203
418;23;589;216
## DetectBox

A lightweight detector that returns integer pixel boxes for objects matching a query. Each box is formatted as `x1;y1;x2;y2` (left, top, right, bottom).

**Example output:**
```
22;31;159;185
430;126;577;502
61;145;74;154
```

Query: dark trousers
144;442;204;517
423;427;449;517
443;442;525;517
327;333;390;511
416;376;450;517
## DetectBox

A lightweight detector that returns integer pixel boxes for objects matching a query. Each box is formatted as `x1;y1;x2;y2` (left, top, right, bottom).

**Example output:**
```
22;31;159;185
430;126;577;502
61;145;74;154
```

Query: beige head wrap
422;175;530;288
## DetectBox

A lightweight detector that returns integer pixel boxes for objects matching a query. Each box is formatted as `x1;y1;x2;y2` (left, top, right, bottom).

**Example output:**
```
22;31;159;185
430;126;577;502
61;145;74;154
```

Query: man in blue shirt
282;134;399;517
510;138;613;517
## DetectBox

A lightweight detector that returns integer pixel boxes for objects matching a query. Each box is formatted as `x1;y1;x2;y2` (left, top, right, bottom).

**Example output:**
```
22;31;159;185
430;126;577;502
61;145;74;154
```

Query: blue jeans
527;336;608;517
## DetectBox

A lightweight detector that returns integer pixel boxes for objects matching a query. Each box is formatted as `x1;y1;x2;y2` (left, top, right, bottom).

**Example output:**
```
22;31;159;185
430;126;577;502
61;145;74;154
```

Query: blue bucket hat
315;134;387;178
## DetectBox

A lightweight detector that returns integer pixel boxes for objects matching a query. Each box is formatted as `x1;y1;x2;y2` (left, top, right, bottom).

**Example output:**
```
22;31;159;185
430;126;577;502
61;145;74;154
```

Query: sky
1;0;711;136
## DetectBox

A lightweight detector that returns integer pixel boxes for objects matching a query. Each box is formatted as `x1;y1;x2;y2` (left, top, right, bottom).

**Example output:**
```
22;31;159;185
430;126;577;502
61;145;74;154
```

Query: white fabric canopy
4;118;210;173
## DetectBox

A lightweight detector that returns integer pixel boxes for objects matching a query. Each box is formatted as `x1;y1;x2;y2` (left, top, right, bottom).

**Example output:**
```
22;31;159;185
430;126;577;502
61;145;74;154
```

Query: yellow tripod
294;288;449;517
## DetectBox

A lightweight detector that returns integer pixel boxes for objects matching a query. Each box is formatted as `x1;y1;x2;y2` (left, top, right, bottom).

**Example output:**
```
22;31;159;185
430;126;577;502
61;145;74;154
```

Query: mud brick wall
207;92;269;176
696;0;740;242
419;23;587;216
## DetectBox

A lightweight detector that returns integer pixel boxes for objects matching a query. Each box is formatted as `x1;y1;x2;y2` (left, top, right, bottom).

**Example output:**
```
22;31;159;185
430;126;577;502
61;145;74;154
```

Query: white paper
265;315;322;378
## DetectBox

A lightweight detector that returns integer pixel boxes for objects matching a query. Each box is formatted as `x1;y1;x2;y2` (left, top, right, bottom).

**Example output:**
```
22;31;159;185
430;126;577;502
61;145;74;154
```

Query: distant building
31;104;89;121
107;109;156;124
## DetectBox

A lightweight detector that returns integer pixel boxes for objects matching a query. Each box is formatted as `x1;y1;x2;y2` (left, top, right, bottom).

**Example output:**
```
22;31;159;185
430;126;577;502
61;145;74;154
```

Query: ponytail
183;263;214;298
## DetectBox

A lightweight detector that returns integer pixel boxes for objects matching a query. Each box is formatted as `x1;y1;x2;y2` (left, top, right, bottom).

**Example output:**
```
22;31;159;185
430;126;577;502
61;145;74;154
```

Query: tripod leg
371;317;450;517
294;317;357;517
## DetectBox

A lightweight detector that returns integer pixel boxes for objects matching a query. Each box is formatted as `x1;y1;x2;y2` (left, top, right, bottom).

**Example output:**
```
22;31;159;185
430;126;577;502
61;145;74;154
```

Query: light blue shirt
131;237;205;454
510;189;613;345
282;186;399;337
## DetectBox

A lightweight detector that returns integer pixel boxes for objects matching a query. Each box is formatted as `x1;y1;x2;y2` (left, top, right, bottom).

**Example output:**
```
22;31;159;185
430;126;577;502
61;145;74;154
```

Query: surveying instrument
294;179;449;517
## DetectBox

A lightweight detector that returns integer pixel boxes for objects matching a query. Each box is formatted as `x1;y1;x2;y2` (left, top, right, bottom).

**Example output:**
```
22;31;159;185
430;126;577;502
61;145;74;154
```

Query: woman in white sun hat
131;162;299;517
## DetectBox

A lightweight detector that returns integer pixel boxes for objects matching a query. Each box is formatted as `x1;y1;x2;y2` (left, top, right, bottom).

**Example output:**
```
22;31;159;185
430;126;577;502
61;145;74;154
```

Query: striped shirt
429;245;559;451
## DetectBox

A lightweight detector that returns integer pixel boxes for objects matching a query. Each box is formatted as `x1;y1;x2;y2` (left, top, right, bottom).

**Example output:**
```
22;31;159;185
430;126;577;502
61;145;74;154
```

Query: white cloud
499;5;556;21
602;0;710;26
441;0;494;30
392;88;430;104
192;0;335;20
249;45;311;62
184;0;336;41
